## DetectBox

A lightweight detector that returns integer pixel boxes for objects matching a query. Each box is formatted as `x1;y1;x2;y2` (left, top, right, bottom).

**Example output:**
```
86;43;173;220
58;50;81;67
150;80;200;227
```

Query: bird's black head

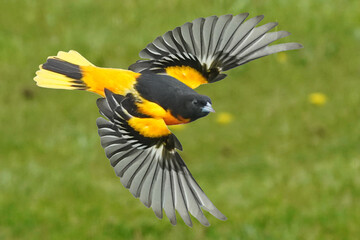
178;94;214;121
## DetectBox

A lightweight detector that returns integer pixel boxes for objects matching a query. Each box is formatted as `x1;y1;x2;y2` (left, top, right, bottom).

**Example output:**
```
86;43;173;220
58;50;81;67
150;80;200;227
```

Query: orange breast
162;111;190;125
136;98;190;125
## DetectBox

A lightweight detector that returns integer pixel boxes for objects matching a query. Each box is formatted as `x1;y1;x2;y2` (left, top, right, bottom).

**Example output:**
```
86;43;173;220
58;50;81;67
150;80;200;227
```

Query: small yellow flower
276;52;288;64
216;112;233;125
169;124;186;131
309;92;327;106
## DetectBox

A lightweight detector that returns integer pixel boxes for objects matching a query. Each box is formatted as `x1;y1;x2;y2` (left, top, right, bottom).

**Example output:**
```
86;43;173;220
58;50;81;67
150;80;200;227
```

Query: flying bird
34;13;302;227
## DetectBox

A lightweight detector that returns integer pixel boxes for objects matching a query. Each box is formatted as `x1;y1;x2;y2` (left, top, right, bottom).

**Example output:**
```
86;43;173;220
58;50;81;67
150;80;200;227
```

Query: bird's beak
202;102;215;113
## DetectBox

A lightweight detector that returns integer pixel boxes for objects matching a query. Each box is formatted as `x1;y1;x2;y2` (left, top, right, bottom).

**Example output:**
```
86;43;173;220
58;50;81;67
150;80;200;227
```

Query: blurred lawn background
1;0;360;239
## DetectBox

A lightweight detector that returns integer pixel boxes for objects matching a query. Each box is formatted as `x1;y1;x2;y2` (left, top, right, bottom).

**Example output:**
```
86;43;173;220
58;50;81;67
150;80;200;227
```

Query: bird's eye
192;99;198;105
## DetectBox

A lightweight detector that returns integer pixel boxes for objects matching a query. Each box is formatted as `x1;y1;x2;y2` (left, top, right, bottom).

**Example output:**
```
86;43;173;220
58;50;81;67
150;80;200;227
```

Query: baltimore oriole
34;13;302;227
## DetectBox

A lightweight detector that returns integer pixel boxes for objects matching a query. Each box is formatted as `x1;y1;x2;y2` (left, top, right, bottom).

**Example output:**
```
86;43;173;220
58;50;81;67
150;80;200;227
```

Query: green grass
1;0;360;239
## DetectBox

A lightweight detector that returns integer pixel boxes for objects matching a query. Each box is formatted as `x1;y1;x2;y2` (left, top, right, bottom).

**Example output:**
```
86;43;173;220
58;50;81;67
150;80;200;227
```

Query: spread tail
35;50;140;97
34;50;94;91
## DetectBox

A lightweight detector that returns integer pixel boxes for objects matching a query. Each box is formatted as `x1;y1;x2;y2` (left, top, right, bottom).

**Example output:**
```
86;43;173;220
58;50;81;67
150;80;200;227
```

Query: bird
34;13;303;227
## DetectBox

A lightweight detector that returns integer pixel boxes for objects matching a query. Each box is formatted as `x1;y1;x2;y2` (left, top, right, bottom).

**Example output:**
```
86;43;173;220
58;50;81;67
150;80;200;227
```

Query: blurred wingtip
169;217;177;226
220;215;228;221
289;42;304;50
154;211;163;220
257;14;265;21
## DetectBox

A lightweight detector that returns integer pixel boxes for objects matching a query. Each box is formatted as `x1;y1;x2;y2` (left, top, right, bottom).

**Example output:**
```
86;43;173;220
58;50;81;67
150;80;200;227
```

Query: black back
135;74;198;116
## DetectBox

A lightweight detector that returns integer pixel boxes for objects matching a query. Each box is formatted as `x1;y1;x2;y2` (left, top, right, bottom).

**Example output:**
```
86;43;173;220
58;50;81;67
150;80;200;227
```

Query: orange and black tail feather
35;50;140;97
41;58;87;89
34;50;93;91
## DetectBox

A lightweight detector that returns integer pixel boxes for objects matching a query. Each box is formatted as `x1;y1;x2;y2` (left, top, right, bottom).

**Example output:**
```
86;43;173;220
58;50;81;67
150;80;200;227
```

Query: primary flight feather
34;13;303;227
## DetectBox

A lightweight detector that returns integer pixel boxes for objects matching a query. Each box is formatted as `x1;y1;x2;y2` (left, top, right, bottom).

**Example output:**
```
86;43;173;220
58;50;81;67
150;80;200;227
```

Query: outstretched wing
129;13;303;89
96;89;226;226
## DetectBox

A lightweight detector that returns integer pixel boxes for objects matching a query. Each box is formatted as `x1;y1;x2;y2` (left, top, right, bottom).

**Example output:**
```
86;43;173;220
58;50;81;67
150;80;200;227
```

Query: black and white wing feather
96;90;226;227
129;13;303;86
